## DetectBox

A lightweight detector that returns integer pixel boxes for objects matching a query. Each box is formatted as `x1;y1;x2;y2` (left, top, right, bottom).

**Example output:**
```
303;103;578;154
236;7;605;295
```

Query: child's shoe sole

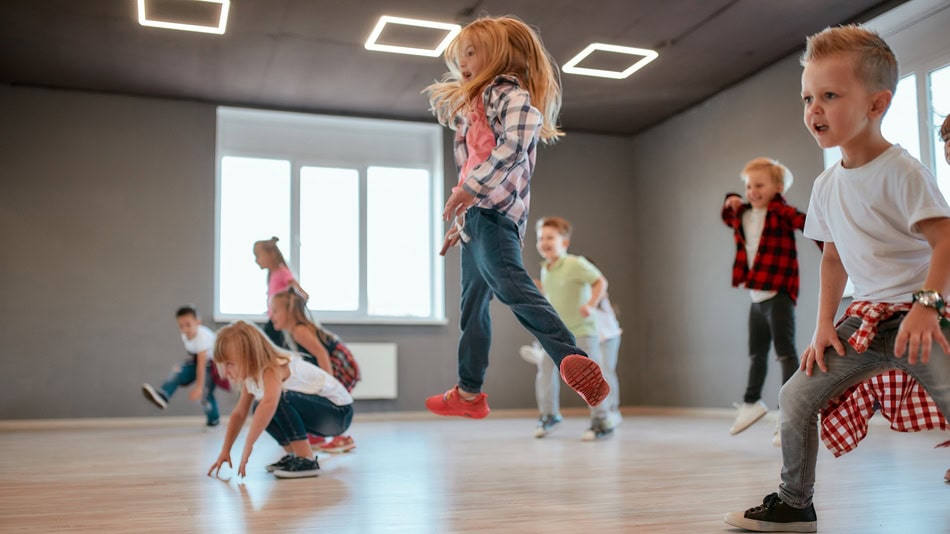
142;384;168;409
559;355;609;407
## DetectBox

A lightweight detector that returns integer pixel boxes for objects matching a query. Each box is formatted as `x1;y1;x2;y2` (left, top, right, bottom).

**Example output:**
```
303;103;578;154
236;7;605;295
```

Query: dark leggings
744;291;799;404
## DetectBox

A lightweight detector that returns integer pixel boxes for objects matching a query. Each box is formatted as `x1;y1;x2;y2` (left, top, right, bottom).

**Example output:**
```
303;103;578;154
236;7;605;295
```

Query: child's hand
208;451;232;477
579;304;593;318
894;305;950;364
442;188;476;221
723;196;743;212
440;227;461;256
189;387;202;402
800;323;845;376
238;447;253;478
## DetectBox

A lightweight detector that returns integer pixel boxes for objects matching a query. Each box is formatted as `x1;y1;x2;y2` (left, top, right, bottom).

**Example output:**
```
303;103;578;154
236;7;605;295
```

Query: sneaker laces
746;493;781;515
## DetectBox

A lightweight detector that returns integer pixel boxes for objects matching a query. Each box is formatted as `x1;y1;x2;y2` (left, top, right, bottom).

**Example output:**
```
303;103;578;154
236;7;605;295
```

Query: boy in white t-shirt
725;26;950;532
143;305;222;428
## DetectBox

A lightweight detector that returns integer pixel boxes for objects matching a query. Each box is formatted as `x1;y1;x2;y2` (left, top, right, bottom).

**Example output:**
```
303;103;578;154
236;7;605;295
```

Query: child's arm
189;350;208;401
208;385;253;477
237;366;283;477
801;242;848;376
580;276;608;318
721;194;743;226
895;217;950;363
292;325;333;374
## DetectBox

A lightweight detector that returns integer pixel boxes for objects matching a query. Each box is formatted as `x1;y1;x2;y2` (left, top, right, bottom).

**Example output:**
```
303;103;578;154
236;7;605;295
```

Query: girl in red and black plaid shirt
721;157;809;444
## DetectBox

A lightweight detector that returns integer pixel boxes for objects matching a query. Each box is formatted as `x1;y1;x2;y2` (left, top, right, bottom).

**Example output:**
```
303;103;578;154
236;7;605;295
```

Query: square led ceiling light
365;16;461;57
562;43;658;79
137;0;230;35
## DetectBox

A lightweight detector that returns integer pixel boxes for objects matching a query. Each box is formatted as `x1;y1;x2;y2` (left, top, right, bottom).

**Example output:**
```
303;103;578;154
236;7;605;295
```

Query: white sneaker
730;400;768;435
518;343;543;365
771;416;781;447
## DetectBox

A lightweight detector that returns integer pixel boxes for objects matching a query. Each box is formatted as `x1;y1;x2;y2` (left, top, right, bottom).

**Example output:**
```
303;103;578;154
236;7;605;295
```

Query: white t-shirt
244;355;354;406
592;296;622;342
181;325;215;356
804;145;950;302
742;207;778;303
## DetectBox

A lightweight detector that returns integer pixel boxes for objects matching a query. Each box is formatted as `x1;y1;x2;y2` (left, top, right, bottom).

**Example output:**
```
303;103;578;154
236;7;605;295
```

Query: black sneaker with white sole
142;384;168;409
724;493;817;532
272;456;320;479
265;454;296;473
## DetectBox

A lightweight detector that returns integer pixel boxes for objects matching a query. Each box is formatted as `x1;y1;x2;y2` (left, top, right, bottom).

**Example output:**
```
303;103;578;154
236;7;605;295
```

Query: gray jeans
601;335;621;413
536;335;610;422
778;315;950;508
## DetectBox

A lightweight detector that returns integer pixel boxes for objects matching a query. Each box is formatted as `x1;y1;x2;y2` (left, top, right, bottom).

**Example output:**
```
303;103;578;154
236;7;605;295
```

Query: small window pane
929;64;950;198
300;167;360;311
882;74;920;161
367;167;431;317
219;157;290;315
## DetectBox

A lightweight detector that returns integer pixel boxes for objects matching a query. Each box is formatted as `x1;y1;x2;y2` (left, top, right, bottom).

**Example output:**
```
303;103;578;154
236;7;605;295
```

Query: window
929;63;950;196
215;107;445;324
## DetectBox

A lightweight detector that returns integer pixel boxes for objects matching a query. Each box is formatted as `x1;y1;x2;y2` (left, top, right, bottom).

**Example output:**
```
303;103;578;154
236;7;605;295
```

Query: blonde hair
271;289;319;329
742;157;794;194
800;25;898;94
536;216;572;238
424;16;563;143
213;321;290;383
253;237;288;269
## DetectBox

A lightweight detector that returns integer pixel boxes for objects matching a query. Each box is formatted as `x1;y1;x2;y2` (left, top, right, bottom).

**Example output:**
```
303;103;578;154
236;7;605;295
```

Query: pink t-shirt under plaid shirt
266;265;295;315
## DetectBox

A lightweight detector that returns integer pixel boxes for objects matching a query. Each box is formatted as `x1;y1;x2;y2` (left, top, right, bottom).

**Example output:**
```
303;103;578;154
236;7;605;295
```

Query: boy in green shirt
534;217;613;440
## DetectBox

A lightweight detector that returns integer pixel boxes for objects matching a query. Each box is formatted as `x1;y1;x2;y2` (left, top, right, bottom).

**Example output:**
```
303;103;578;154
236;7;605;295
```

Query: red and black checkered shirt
721;193;808;303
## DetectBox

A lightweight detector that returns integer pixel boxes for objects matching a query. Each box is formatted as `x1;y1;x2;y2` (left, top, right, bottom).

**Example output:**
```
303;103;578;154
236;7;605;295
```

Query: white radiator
347;343;398;399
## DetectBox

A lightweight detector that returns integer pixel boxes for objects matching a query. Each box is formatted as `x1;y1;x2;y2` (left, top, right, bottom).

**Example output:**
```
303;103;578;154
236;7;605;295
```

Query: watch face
917;291;941;307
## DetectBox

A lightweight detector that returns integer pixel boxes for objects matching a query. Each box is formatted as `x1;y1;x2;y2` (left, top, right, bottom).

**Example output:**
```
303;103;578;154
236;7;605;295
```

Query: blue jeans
160;356;219;425
265;391;354;446
777;315;950;507
458;208;586;393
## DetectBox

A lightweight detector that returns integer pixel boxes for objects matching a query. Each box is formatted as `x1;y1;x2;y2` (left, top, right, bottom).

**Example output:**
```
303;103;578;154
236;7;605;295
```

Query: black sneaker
273;456;320;479
534;414;563;438
724;493;817;532
142;384;168;409
265;454;296;473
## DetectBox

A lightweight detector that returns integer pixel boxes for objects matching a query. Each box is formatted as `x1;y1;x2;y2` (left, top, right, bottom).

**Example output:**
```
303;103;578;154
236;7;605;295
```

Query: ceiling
0;0;907;135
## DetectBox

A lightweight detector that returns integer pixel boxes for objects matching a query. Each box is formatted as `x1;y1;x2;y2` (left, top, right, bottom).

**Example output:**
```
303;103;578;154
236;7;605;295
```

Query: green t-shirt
540;254;603;338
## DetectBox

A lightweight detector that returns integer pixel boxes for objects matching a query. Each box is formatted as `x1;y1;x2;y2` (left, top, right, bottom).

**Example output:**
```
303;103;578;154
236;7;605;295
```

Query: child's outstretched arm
292;325;333;374
236;367;282;477
802;242;847;376
895;217;950;363
190;350;208;402
721;194;743;226
208;386;253;477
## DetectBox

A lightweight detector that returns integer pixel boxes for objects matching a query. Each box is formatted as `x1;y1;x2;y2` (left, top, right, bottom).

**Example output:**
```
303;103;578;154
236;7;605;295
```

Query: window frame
214;107;446;325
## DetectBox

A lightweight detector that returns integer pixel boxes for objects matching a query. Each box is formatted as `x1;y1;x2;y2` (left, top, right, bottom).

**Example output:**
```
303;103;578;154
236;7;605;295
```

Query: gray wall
626;54;825;409
0;85;634;418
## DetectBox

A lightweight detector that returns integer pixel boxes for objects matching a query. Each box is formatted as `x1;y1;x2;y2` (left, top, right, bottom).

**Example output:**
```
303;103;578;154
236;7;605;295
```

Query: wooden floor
1;410;948;533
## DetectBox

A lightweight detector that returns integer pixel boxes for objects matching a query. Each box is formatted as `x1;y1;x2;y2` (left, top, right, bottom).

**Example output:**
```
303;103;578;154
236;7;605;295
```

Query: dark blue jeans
458;208;586;393
744;291;800;403
265;391;354;446
160;357;219;425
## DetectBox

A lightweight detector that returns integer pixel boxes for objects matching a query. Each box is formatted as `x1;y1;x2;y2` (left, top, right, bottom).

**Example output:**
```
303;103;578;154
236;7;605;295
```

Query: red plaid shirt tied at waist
820;301;949;457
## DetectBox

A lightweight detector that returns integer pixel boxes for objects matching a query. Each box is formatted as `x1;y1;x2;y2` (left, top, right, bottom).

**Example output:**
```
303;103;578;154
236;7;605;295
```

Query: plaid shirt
453;75;541;241
721;193;807;303
820;302;950;457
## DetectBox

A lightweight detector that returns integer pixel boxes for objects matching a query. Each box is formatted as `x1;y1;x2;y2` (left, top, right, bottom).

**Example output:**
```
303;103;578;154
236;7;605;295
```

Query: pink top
457;99;496;187
267;265;295;314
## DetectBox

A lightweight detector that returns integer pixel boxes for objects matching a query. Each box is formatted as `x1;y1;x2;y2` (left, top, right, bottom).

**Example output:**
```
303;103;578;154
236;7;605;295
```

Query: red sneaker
560;355;609;407
308;434;326;449
318;435;356;453
425;386;490;418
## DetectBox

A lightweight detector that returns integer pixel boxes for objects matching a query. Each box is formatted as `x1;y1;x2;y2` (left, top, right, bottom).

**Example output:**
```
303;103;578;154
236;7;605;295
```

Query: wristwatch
912;289;950;327
912;289;944;309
